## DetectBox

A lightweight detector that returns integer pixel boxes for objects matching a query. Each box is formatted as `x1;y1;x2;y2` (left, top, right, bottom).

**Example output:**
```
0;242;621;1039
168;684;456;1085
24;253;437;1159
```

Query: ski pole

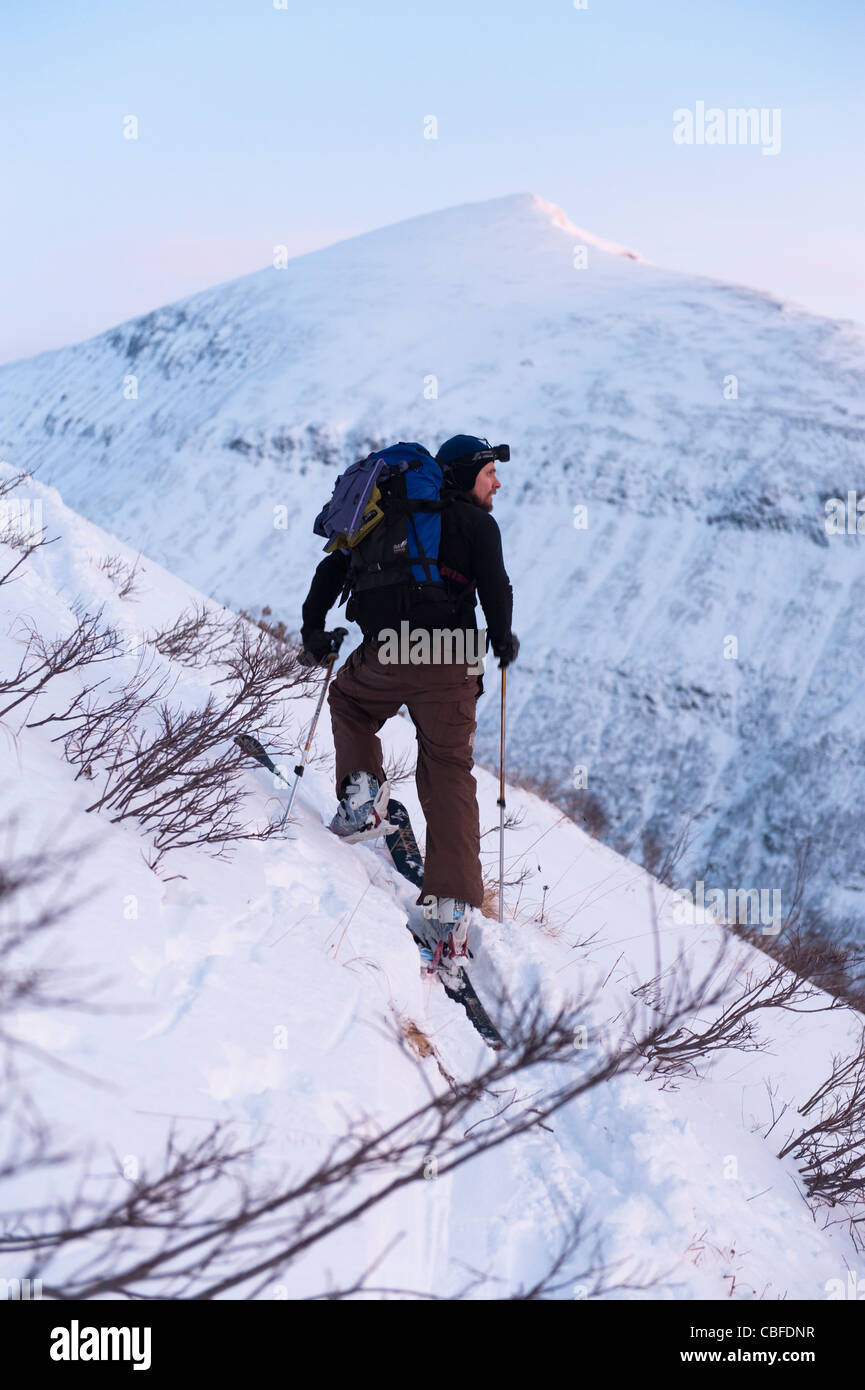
277;627;348;834
498;665;507;923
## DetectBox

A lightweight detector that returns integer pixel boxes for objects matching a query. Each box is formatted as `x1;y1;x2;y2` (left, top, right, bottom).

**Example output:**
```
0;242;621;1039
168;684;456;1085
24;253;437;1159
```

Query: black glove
299;628;343;667
493;633;520;669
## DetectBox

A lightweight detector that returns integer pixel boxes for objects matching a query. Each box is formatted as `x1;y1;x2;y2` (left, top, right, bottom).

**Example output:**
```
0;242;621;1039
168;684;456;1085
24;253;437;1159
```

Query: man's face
471;460;501;511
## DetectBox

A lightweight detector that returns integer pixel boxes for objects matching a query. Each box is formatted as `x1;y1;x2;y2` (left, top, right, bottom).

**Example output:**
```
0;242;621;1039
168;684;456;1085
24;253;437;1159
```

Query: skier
300;434;519;975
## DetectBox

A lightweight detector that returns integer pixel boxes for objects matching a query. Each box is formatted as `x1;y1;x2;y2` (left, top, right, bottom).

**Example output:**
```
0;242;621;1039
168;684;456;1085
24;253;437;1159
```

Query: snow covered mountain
2;462;863;1300
1;192;864;941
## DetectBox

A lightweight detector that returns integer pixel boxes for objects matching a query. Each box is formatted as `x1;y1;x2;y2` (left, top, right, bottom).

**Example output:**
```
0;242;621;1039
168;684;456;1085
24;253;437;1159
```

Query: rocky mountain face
2;192;864;936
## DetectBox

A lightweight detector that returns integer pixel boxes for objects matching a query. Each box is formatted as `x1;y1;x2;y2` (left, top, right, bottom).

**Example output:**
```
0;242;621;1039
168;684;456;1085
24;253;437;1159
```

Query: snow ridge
1;462;863;1299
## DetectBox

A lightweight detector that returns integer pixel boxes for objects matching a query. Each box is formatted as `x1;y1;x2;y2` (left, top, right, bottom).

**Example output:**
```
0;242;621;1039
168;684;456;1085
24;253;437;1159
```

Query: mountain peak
352;192;648;268
526;192;647;262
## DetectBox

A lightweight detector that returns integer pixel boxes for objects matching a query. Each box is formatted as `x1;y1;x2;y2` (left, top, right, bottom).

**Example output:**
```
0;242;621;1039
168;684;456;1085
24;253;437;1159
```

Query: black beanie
436;434;491;491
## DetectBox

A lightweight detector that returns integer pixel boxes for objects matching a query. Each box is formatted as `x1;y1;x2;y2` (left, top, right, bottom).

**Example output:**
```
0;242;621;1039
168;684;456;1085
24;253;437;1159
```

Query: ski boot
414;897;470;982
329;771;392;843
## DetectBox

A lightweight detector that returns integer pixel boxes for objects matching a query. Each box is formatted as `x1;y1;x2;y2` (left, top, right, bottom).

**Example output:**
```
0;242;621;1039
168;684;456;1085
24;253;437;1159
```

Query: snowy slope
2;463;863;1300
1;191;865;943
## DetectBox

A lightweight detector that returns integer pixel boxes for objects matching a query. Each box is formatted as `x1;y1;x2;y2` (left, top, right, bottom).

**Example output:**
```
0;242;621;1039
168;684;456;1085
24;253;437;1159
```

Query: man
300;434;519;973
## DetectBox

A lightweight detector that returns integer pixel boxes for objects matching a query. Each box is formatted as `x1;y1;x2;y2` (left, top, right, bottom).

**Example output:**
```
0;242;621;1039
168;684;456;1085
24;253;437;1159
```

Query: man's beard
466;490;494;512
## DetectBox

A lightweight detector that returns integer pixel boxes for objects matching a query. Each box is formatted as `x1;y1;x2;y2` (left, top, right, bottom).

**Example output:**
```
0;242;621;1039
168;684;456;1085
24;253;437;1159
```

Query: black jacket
301;492;514;651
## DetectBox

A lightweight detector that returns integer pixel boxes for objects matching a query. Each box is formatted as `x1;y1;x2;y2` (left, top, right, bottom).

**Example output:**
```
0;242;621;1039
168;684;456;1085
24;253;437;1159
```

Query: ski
356;797;506;1048
437;965;505;1050
236;735;504;1049
385;803;504;1049
383;798;424;889
402;916;504;1049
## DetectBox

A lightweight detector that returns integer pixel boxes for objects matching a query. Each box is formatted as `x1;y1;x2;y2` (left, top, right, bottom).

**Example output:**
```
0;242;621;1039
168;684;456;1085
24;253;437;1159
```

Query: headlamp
469;443;510;467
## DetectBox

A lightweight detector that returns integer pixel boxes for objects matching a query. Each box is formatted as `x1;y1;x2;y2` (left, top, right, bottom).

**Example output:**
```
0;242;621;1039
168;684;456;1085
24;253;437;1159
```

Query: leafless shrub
778;1030;865;1237
732;837;865;1012
0;605;122;723
381;746;416;790
481;858;532;915
97;553;142;600
2;954;721;1300
0;493;43;553
0;821;99;1194
481;805;525;842
567;789;609;840
509;770;610;843
739;918;865;1011
1;1114;644;1301
0;823;93;1043
0;816;729;1299
0;476;57;587
0;469;34;501
59;625;317;863
639;956;825;1084
480;879;501;920
640;816;695;888
238;604;299;650
4;600;318;863
508;769;560;803
0;519;43;555
0;534;56;589
33;651;175;782
148;601;243;667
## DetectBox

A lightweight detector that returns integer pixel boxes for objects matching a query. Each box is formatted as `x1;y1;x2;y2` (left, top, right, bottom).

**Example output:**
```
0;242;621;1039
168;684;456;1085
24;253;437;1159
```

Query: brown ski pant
328;639;484;907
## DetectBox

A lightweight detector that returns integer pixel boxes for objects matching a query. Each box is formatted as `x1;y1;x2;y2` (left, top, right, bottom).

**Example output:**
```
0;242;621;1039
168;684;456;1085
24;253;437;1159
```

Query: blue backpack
313;443;452;622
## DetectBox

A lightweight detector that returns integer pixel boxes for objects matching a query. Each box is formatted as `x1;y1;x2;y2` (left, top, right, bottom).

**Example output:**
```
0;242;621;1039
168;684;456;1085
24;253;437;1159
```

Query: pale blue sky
2;0;863;362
